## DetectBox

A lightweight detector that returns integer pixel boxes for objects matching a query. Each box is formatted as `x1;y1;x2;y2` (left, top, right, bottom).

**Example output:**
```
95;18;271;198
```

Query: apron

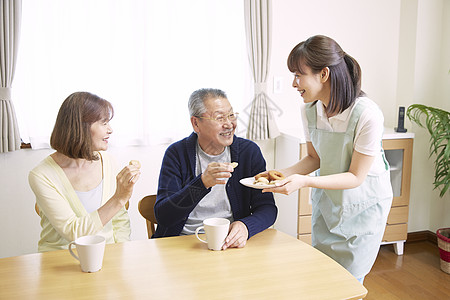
306;98;393;278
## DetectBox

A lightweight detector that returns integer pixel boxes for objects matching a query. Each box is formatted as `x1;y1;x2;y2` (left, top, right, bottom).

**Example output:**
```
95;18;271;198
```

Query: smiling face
191;96;236;155
90;119;112;151
292;65;330;106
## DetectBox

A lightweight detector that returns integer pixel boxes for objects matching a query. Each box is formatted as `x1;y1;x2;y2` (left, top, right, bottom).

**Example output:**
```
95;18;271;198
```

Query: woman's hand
98;162;141;226
223;221;248;250
114;164;141;205
262;174;310;195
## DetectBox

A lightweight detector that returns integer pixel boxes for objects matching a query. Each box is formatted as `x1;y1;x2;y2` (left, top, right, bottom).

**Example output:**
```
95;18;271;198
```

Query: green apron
306;98;393;278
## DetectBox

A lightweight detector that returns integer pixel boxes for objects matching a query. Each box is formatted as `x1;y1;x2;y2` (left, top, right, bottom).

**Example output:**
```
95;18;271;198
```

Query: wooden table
0;229;367;299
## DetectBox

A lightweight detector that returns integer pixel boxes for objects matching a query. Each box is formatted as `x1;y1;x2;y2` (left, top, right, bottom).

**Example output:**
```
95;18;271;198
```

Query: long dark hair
50;92;114;160
287;35;365;114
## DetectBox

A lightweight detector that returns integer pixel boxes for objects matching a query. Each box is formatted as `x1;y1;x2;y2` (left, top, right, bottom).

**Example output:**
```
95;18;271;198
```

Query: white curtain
0;0;21;153
14;0;248;149
244;0;279;141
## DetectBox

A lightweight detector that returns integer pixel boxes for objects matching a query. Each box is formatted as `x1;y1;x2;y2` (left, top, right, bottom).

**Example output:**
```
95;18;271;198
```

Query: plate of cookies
239;170;285;189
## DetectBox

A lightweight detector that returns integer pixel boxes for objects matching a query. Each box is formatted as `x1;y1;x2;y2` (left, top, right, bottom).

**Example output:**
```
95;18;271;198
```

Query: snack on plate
255;173;269;180
230;162;239;169
253;170;285;185
254;176;270;185
268;170;285;181
129;160;141;169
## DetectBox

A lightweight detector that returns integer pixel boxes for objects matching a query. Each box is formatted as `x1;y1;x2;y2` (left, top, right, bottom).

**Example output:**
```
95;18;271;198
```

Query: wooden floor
364;241;450;299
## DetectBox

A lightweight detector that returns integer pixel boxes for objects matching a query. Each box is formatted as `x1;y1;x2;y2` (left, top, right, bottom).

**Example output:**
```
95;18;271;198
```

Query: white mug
69;235;106;272
195;218;230;251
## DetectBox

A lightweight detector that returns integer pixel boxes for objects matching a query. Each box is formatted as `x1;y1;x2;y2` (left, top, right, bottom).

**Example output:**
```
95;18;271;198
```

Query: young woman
263;35;393;283
29;92;141;252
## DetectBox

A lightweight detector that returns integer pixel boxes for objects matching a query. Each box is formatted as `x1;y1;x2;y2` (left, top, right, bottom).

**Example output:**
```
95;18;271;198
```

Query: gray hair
188;88;228;117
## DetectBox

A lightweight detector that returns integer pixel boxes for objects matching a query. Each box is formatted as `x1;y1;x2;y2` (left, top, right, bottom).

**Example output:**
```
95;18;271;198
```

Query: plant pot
437;228;450;274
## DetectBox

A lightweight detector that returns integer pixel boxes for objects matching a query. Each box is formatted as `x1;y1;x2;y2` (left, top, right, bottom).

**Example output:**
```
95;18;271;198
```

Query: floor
364;241;450;299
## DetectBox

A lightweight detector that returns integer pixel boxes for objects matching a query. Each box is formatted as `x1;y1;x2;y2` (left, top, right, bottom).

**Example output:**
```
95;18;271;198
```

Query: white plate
239;177;276;189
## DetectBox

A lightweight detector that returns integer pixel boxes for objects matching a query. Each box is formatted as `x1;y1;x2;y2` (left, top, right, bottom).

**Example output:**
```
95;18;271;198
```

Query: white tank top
75;180;103;213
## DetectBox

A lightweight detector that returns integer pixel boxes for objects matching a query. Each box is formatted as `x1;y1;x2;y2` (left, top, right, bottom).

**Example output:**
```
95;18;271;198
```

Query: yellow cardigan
29;151;131;252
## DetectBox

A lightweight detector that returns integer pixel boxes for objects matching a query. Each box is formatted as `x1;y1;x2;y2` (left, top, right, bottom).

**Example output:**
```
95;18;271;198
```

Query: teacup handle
68;242;80;261
195;226;207;243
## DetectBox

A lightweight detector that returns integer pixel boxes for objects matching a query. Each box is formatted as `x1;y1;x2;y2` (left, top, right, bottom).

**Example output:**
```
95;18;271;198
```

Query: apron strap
381;142;390;171
305;102;317;131
345;98;367;136
347;99;390;171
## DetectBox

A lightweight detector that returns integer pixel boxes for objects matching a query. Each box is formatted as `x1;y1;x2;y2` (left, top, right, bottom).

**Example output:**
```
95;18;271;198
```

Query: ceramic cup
195;217;230;251
69;235;106;272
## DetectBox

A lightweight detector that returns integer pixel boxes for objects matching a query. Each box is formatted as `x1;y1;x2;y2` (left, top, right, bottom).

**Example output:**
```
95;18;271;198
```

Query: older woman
29;92;141;252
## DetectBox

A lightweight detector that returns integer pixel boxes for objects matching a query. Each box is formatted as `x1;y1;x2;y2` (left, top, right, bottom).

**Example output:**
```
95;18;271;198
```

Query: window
14;0;249;149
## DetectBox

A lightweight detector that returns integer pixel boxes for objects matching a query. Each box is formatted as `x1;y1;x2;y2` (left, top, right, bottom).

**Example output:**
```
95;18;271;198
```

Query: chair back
138;195;157;239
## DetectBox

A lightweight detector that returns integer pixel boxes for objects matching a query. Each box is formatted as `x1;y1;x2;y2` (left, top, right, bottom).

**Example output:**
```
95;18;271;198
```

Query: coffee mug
195;217;230;251
69;235;106;272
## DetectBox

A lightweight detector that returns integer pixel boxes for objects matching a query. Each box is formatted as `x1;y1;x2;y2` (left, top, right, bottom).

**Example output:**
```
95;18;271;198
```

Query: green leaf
407;104;450;197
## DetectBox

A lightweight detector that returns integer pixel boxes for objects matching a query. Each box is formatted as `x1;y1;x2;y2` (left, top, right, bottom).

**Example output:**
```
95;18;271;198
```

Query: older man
153;88;277;249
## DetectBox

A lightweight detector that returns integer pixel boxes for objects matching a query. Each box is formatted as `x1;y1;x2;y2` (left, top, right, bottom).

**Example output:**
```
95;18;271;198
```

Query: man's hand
223;221;248;250
201;162;233;189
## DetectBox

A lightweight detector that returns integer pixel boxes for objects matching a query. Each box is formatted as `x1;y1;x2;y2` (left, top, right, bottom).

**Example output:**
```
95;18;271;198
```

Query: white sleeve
354;103;384;156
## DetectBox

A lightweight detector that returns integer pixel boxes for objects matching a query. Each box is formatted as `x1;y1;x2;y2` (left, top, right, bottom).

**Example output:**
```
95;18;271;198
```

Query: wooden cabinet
297;143;313;244
380;137;413;254
274;130;414;256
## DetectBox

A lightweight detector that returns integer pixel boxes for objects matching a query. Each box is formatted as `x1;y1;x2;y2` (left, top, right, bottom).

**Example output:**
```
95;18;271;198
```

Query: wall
268;0;402;134
0;149;49;258
1;0;449;258
409;0;450;231
435;0;450;229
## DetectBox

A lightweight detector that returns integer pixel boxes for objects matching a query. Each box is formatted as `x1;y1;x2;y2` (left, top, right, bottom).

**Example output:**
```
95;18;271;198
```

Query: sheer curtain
14;0;249;149
0;0;22;153
244;0;279;141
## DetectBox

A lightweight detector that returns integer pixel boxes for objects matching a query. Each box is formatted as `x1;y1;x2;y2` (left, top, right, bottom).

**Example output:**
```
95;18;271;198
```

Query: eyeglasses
197;112;239;124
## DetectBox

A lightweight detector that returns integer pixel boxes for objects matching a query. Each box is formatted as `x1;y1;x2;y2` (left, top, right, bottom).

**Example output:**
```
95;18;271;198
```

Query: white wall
408;0;450;232
435;0;450;229
0;149;50;258
268;0;402;134
1;0;449;258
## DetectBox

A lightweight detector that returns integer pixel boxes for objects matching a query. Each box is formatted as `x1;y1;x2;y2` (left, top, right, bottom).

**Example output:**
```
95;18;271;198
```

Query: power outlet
273;76;283;94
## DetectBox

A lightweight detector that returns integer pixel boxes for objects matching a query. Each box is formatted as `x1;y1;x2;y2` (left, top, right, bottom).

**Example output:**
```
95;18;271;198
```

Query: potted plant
406;104;449;274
